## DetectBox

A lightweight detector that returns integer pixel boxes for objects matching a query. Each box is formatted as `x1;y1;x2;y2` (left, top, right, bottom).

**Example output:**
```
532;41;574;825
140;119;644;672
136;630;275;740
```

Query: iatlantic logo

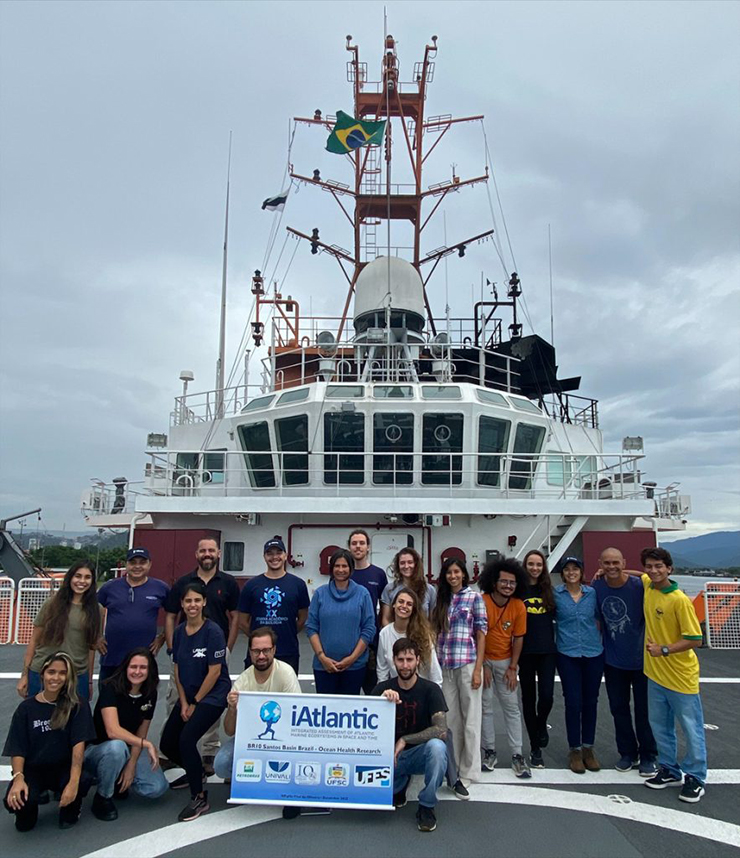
354;766;391;788
235;759;262;782
325;763;349;787
265;760;292;783
258;700;282;740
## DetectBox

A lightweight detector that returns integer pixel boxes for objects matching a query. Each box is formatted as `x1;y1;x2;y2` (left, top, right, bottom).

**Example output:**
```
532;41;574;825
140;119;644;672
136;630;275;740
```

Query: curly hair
390;548;428;604
479;556;526;599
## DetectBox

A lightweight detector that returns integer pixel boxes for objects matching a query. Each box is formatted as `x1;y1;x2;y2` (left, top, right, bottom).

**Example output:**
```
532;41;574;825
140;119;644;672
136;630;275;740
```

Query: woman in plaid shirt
431;559;487;784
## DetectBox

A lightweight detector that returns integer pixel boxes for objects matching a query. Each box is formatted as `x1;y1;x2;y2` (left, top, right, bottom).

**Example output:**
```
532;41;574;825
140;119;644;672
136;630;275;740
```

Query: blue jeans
28;668;90;701
214;737;236;779
556;652;604;748
84;740;169;799
647;679;707;784
394;739;447;808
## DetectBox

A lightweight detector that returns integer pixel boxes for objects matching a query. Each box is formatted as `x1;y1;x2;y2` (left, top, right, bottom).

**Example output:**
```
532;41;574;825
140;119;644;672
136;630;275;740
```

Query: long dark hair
39;651;79;730
105;647;159;699
431;558;470;635
390;548;428;604
522;550;555;612
39;561;100;649
391;587;433;667
479;557;526;599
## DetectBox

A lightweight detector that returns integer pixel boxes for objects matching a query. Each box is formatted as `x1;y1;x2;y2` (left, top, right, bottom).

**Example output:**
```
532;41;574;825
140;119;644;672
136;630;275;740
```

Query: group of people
3;532;708;835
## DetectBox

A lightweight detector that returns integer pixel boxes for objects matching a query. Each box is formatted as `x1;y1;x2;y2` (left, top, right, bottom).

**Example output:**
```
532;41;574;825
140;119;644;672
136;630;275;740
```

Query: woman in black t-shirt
518;550;557;770
84;648;169;822
3;652;95;832
160;581;229;823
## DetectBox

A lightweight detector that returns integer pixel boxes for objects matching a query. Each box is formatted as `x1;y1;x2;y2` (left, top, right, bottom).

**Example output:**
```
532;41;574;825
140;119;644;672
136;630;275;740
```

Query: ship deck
1;641;738;857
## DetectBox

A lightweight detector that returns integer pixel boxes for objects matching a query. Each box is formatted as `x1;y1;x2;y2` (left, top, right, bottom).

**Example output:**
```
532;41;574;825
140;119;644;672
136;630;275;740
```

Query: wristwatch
661;646;670;657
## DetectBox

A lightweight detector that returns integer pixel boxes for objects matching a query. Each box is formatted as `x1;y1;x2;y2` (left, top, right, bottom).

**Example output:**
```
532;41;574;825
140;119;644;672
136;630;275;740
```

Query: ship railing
537;394;600;429
80;480;150;518
172;384;269;426
139;449;682;513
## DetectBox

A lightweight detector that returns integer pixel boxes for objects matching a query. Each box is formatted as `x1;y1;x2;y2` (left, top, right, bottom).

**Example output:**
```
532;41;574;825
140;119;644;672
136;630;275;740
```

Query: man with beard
373;638;448;832
348;529;388;694
164;538;240;774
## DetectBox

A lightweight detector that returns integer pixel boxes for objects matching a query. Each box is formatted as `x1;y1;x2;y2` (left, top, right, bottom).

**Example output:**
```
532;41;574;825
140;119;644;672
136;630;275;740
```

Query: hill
661;531;740;569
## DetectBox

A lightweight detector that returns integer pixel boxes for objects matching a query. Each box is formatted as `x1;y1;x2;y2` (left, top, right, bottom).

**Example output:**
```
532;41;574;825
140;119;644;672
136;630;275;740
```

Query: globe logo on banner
258;700;282;740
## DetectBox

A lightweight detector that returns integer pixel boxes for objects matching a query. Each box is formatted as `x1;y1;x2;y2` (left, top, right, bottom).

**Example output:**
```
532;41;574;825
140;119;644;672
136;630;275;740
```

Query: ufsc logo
265;760;292;783
235;759;263;782
294;762;321;786
324;763;349;787
354;766;391;788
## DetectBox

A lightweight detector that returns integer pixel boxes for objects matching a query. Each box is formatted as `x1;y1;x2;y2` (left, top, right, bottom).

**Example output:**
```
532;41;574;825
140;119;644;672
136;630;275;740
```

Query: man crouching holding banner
224;629;397;814
372;638;449;832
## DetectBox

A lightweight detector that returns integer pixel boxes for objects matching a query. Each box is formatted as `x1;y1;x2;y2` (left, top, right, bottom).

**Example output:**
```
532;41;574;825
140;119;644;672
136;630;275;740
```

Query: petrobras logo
294;762;321;786
265;760;292;783
235;759;263;782
354;766;391;788
324;763;349;787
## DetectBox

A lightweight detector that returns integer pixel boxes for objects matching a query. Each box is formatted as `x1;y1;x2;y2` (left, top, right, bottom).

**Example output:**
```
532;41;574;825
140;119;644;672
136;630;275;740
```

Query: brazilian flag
326;111;386;154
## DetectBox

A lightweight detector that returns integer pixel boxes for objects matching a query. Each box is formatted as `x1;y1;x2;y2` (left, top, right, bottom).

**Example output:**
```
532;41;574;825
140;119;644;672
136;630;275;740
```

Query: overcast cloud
1;0;738;538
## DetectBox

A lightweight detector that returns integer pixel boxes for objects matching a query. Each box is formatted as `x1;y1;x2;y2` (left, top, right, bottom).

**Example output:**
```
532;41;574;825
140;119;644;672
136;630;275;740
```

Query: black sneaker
481;749;497;771
615;755;639;773
416;805;437;832
178;791;210;822
538;727;549;748
91;792;118;822
530;749;545;769
170;773;191;790
393;785;408;808
452;779;469;800
679;775;705;803
644;767;682;789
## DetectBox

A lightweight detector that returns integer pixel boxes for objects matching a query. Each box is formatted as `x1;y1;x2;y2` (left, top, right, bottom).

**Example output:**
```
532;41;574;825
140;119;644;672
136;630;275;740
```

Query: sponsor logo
235;759;263;782
214;648;226;659
265;760;292;783
257;700;282;740
324;763;349;787
192;647;207;658
354;766;391;788
294;762;321;786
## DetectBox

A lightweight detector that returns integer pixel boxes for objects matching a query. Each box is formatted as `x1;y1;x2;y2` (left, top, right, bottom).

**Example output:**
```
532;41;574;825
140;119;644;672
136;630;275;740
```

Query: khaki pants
442;663;482;782
163;664;222;759
481;657;523;756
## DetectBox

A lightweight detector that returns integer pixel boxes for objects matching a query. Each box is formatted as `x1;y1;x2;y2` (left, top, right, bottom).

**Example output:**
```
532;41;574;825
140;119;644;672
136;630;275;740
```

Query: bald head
599;547;626;582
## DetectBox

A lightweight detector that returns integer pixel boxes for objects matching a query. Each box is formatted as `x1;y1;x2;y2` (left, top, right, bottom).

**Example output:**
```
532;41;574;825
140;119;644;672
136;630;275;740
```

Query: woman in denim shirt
554;556;604;774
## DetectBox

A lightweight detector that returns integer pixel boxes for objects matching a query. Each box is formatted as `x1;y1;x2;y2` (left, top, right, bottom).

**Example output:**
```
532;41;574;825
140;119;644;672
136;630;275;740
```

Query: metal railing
704;583;740;649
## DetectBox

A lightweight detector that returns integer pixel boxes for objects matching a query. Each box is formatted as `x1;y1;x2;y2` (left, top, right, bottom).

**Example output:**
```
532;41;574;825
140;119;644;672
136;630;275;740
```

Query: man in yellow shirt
640;548;706;803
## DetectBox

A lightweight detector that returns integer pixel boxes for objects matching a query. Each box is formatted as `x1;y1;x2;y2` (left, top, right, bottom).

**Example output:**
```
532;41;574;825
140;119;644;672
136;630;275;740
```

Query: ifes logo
235;759;263;783
258;700;282;740
354;766;391;788
325;763;349;787
265;760;292;783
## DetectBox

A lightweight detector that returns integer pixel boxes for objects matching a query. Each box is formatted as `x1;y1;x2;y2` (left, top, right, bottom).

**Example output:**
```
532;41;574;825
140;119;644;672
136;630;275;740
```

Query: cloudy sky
1;0;738;538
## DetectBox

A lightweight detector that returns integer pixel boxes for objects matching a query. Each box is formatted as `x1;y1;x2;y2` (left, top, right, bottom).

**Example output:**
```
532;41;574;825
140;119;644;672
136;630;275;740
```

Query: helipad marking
73;783;740;857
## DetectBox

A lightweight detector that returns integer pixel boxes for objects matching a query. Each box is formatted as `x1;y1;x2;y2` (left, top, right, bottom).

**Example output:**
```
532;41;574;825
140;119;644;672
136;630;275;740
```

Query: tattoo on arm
403;711;447;746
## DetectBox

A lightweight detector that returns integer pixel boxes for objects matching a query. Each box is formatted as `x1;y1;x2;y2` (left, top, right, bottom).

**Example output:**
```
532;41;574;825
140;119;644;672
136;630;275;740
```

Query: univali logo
294;762;321;786
354;766;391;788
324;763;349;787
265;760;292;783
235;759;263;782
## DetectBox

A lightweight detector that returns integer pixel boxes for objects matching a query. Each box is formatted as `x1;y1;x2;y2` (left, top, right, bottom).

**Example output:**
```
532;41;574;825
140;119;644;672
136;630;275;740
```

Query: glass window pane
422;413;463;485
546;455;573;487
173;453;198;489
222;541;244;572
326;385;364;399
421;385;462;400
509;423;546;490
241;394;275;413
374;413;414;485
477;416;510;486
276;415;309;485
203;451;225;485
476;389;509;407
324;413;365;484
237;422;276;488
277;388;310;406
373;385;413;399
509;397;542;414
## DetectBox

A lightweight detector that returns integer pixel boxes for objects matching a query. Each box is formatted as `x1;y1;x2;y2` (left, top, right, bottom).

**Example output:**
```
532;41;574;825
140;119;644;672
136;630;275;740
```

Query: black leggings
160;702;224;797
518;652;557;751
3;763;85;832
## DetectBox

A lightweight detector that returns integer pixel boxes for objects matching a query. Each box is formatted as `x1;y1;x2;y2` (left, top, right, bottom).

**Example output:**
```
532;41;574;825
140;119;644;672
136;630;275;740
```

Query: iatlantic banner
229;692;396;810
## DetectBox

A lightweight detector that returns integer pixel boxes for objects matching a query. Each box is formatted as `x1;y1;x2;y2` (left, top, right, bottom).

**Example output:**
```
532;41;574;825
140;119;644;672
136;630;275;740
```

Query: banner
229;692;396;810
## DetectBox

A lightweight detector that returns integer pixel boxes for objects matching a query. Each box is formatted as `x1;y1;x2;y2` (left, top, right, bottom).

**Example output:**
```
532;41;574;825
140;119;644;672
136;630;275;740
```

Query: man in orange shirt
478;558;530;778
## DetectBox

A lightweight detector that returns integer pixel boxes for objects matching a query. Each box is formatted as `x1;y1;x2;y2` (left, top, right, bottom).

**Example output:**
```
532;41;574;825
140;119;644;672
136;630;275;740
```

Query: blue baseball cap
561;556;584;569
126;547;151;561
263;537;286;553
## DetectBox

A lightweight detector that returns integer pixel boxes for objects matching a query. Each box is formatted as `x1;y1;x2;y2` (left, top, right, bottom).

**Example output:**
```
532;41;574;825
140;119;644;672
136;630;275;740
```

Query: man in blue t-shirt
97;547;170;683
348;529;388;694
593;547;657;776
237;537;310;673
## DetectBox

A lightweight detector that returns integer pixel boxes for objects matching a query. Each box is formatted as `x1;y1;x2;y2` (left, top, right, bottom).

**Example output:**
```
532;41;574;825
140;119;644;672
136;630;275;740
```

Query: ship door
370;531;415;577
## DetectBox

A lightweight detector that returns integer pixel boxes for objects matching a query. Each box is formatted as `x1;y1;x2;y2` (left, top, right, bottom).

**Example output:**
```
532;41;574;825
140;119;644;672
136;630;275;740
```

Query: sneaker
452;779;470;800
91;792;118;822
538;727;550;748
530;749;545;769
393;785;408;808
644;767;683;789
202;755;215;777
178;791;210;822
416;805;437;832
512;754;532;779
568;748;586;774
582;747;601;772
615;755;639;773
638;758;658;778
170;773;191;790
481;749;497;771
160;758;179;772
679;775;705;804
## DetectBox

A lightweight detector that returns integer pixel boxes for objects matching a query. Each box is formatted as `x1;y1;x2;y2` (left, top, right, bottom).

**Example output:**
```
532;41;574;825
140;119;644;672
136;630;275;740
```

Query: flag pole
215;131;232;419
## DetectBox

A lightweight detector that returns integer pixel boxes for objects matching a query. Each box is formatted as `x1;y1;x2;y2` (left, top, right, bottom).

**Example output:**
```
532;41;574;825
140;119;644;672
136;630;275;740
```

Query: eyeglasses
498;580;517;588
249;647;275;656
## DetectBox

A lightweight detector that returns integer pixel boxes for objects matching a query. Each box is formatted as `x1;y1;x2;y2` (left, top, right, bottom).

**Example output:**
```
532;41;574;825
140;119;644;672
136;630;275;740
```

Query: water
672;574;738;598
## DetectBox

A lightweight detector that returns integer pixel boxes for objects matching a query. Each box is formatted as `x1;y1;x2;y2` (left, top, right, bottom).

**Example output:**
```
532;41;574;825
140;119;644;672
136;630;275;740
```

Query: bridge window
237;422;276;488
241;394;275;413
422;413;463;485
276;415;309;485
422;385;462;400
222;541;244;572
509;397;542;414
373;385;414;399
203;451;225;485
509;423;546;490
324;413;364;484
326;385;364;399
374;413;414;484
547;454;573;487
277;388;310;406
477;416;511;486
476;389;509;407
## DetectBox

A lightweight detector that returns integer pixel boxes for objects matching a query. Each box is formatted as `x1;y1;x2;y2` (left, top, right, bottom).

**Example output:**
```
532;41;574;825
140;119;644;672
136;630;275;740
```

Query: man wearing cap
97;547;170;684
237;537;309;674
